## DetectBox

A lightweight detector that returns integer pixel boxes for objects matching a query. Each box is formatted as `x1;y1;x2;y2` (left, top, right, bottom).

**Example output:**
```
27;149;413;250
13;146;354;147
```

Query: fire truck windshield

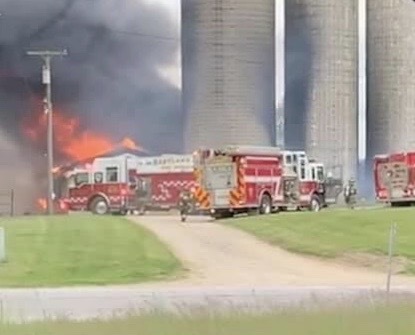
75;172;89;186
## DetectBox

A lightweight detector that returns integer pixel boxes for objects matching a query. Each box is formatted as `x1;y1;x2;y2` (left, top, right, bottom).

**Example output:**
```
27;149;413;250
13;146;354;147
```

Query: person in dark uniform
135;177;149;215
343;178;357;209
178;189;193;221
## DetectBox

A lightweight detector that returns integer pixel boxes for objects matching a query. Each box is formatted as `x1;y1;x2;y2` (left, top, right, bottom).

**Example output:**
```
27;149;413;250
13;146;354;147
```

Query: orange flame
120;137;140;150
37;198;47;210
21;98;142;162
52;166;61;173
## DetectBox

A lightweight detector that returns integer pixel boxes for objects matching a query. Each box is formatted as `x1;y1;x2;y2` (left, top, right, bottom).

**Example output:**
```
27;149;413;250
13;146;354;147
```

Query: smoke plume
0;0;180;211
0;129;39;214
0;0;181;153
284;2;314;151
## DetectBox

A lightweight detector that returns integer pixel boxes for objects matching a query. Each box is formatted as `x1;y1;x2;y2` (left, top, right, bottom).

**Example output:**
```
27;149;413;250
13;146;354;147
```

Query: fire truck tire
309;195;322;212
259;194;272;215
90;197;109;215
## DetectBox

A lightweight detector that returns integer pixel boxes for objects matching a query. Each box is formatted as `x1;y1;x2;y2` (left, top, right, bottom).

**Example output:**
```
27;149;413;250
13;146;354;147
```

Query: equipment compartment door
282;177;299;204
324;178;343;204
136;177;152;202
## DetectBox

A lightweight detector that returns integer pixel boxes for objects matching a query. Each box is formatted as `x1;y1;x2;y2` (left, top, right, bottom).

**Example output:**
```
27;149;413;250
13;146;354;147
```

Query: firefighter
135;177;149;215
343;178;357;209
178;189;193;222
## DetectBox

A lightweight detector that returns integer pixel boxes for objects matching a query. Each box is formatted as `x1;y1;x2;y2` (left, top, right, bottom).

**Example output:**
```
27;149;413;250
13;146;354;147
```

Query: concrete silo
366;0;415;158
181;0;275;152
285;0;358;181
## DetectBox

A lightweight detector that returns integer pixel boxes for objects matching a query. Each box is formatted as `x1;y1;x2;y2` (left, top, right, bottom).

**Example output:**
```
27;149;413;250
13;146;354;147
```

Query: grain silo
366;0;415;158
181;0;275;152
285;0;358;181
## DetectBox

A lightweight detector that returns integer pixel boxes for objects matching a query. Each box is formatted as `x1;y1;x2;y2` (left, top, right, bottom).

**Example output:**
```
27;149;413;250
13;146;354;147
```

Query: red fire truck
55;153;197;214
192;145;342;219
55;153;141;215
131;154;197;211
373;151;415;206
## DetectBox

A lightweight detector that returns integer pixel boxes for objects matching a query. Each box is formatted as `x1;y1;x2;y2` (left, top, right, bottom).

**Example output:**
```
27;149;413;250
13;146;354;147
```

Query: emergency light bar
221;145;282;156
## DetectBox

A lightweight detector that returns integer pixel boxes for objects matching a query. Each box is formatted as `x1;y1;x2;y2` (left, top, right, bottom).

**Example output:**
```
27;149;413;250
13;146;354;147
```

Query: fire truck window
75;172;89;186
311;168;316;180
293;154;298;163
300;167;306;179
128;174;136;184
106;167;119;183
94;172;103;184
316;167;325;181
68;176;76;188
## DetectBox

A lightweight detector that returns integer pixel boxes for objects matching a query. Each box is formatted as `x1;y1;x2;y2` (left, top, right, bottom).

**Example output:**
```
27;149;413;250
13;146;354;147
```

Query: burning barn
0;0;182;213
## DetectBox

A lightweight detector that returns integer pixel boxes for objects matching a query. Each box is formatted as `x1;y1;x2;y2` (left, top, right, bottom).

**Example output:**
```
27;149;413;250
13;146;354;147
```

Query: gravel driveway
129;215;415;287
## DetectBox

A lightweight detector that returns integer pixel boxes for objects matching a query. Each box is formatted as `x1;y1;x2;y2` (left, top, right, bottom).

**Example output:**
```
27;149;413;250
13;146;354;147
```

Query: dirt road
130;215;415;287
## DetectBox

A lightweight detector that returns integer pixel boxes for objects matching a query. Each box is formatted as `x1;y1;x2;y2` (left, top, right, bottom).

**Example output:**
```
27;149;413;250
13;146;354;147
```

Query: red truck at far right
374;151;415;206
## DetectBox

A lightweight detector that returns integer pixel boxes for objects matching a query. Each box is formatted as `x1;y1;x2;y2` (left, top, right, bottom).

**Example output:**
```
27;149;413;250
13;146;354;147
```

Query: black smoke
0;0;181;153
284;2;314;151
0;0;180;213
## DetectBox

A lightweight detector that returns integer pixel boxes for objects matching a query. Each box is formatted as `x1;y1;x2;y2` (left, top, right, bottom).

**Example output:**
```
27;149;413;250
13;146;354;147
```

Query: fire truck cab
374;151;415;206
193;145;341;219
58;153;141;215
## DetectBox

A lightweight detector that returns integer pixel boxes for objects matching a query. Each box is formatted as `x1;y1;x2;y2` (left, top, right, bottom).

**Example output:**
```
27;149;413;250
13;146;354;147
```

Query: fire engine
192;145;342;219
374;151;415;206
55;153;197;214
55;153;142;215
131;154;197;212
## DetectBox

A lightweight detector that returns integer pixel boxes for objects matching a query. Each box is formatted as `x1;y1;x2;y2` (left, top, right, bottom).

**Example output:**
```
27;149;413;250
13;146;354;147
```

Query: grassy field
0;215;182;287
229;207;415;274
1;303;414;335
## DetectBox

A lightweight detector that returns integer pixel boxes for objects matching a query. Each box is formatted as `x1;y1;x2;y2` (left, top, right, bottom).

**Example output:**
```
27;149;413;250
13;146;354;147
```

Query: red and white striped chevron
152;180;197;202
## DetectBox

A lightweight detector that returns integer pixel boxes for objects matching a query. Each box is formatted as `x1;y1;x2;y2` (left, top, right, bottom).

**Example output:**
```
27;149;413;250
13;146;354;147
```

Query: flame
52;166;61;174
21;98;142;162
121;137;140;150
37;198;47;210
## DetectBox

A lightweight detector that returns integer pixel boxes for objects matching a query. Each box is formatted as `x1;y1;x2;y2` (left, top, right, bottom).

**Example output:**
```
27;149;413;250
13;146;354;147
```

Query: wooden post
386;223;397;293
0;228;5;263
10;190;14;217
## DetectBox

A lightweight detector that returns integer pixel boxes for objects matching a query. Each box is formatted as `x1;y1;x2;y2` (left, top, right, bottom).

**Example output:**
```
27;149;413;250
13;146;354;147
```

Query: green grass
229;207;415;273
0;215;182;287
1;303;415;335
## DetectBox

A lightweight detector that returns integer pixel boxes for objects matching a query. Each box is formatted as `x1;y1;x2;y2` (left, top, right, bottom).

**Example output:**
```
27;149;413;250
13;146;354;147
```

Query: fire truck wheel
259;194;272;215
90;197;109;215
309;195;321;212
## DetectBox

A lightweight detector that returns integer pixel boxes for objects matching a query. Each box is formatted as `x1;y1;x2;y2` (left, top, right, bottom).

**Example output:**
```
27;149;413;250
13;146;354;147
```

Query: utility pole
27;50;68;215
